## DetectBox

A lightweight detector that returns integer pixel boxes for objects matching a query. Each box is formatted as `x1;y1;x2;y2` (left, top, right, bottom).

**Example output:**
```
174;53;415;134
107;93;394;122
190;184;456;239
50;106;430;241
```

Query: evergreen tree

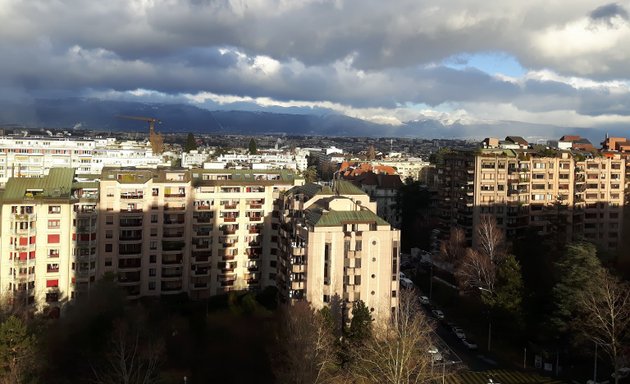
184;133;197;152
550;242;603;333
0;316;37;383
348;300;372;343
248;138;258;155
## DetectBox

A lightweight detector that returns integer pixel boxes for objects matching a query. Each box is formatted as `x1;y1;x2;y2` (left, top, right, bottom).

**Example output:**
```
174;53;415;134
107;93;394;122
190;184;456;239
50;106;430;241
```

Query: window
48;206;61;214
47;234;60;244
150;254;156;263
105;215;114;225
48;219;60;229
105;258;112;267
46;279;59;288
49;249;59;258
149;268;156;277
106;230;113;239
148;281;156;290
105;244;113;252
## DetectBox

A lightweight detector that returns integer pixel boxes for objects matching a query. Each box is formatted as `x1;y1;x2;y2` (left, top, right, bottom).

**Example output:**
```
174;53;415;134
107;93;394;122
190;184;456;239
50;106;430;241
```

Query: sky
2;0;630;136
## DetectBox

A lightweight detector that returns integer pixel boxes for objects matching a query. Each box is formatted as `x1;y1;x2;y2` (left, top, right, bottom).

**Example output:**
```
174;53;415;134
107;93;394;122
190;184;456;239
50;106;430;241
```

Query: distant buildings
435;137;625;252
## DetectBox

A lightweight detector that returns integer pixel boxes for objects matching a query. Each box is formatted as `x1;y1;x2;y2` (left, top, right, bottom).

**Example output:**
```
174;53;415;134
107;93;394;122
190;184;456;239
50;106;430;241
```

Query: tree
550;242;603;333
0;316;37;384
348;300;372;343
92;315;164;384
366;145;376;160
439;227;466;265
575;270;630;384
248;138;258;155
303;166;318;183
271;302;338;383
351;290;441;384
184;133;197;152
476;215;505;263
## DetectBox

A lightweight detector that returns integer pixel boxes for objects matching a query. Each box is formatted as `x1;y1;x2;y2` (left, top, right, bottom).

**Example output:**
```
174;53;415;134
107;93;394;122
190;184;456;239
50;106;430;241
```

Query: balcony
248;216;262;222
222;217;237;223
161;268;183;278
162;254;183;265
221;226;238;235
192;282;209;289
163;231;184;238
162;241;185;252
12;213;36;221
120;219;143;227
164;193;186;198
248;264;259;272
223;203;238;210
161;282;183;292
192;251;210;262
118;271;141;284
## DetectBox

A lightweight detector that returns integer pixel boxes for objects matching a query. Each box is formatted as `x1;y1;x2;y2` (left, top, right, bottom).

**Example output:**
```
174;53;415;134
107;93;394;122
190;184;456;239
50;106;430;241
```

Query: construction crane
117;115;164;154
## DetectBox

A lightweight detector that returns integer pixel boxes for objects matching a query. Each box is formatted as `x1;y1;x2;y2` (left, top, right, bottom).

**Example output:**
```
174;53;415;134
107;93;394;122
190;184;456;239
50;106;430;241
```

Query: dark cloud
589;3;628;25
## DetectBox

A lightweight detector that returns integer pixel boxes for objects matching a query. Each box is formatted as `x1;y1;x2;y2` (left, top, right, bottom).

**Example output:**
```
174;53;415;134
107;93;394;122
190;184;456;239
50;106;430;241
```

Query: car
419;296;430;305
400;271;407;279
612;367;630;379
461;338;478;350
400;277;414;289
432;309;444;319
451;326;466;339
427;346;443;362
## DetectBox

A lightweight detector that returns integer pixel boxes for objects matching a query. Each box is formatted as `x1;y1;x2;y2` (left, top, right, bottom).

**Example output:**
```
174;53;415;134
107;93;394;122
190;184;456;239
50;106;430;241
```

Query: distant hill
0;97;615;143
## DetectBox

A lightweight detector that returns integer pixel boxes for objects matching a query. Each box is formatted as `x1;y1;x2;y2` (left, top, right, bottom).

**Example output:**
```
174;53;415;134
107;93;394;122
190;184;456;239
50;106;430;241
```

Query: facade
277;181;400;325
0;136;167;187
437;148;625;251
97;168;303;299
0;169;98;315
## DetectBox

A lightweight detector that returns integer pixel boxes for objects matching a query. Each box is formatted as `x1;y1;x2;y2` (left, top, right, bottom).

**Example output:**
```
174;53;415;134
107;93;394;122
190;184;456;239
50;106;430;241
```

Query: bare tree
272;302;338;384
92;319;164;384
351;290;443;384
476;215;505;263
439;227;466;265
576;269;630;384
455;248;497;295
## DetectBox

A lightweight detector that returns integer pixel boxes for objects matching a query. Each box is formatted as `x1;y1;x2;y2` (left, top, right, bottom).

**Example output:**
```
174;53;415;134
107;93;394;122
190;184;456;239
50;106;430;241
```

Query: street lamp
478;286;495;352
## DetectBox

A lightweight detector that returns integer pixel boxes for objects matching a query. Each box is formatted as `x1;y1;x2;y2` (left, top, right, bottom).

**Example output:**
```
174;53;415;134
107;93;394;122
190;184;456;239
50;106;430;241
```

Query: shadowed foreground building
278;181;401;325
98;167;303;299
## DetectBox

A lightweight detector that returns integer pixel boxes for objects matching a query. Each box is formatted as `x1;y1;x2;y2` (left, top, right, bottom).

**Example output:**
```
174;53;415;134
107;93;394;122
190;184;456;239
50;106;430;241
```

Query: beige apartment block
278;181;400;326
98;167;303;299
0;169;98;315
438;149;624;251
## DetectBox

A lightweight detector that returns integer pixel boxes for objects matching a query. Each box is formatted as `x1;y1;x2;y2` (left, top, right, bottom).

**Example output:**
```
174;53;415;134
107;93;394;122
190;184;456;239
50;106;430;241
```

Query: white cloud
2;0;630;136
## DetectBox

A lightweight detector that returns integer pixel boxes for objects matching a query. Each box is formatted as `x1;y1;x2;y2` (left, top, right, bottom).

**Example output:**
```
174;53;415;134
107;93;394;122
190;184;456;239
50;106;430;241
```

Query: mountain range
0;98;615;143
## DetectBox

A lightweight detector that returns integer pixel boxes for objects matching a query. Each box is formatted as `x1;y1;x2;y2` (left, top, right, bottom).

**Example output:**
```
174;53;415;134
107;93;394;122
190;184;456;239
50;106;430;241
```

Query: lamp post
478;287;494;352
593;342;598;383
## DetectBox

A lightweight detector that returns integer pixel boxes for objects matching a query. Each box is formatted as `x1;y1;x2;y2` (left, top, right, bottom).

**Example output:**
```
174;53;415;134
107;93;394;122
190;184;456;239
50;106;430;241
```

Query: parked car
451;326;466;339
427;346;443;362
461;338;478;350
419;296;430;305
400;277;414;289
612;367;630;378
432;309;444;319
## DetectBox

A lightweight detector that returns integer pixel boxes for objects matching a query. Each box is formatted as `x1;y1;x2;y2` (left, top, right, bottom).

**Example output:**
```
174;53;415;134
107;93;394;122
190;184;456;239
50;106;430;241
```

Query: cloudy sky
2;0;630;135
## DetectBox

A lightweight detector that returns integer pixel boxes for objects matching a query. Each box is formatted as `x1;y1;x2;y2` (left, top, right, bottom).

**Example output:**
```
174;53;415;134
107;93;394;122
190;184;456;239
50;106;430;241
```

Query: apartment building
0;136;96;185
98;168;303;299
0;136;168;187
277;181;400;325
437;148;625;251
0;169;98;315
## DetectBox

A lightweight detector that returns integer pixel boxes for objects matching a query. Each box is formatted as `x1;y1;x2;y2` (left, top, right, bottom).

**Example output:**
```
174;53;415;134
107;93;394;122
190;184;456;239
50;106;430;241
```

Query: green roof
308;209;390;227
332;180;365;195
287;183;324;199
2;168;75;202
